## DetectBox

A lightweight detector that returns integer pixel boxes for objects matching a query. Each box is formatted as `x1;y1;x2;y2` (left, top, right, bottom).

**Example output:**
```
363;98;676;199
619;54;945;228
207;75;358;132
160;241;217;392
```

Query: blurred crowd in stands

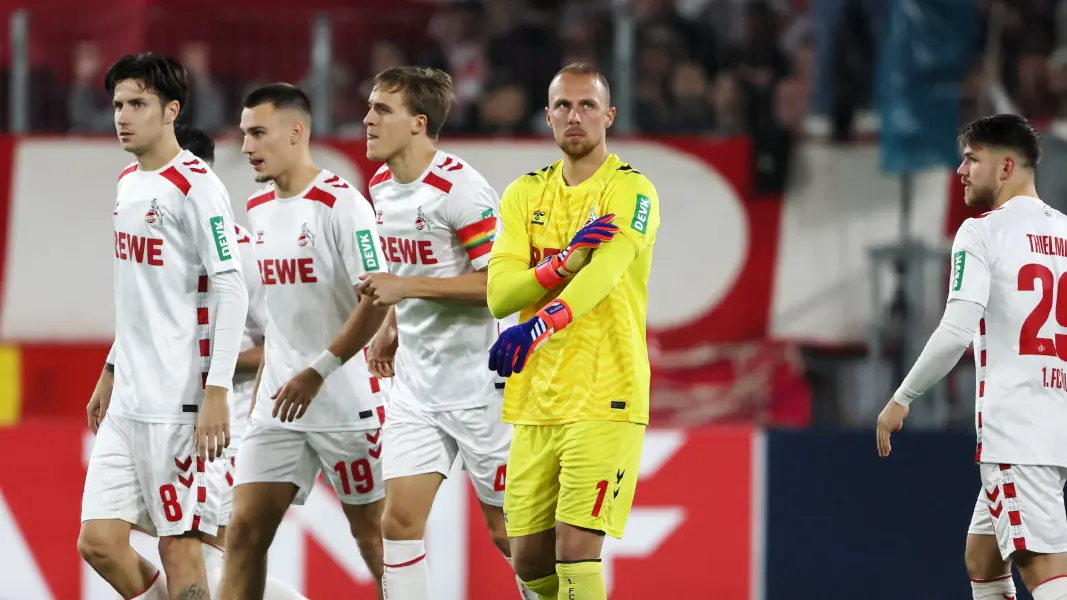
6;0;1067;163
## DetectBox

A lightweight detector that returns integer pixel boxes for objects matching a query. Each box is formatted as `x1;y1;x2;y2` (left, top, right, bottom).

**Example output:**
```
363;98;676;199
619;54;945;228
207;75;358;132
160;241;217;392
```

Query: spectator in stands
665;61;717;133
422;2;489;133
67;41;113;133
178;42;226;134
476;76;531;136
1035;48;1067;213
710;70;745;135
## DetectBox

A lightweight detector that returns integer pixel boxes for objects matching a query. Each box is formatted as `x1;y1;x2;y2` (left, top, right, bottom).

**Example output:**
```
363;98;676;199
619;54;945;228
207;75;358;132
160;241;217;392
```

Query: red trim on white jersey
975;317;987;462
247;190;276;212
304;186;337;209
160;166;191;196
422;171;452;194
118;163;138;181
368;169;392;188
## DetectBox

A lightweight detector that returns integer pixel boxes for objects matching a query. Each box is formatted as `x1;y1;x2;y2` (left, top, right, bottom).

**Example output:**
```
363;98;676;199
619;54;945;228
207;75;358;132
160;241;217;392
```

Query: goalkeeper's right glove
533;214;619;289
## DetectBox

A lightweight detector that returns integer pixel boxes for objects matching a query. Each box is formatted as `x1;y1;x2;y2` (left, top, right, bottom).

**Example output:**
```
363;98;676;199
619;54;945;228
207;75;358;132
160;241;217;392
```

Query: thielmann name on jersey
114;231;164;266
380;235;438;265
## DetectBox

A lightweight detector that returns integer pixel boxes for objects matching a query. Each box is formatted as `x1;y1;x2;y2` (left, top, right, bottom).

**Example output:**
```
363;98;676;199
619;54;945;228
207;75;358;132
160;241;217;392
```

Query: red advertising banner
0;422;756;599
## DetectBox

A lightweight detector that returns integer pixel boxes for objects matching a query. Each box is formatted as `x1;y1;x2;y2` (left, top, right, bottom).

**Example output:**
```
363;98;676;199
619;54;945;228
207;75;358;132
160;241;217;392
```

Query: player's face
113;79;178;155
240;103;297;184
363;88;420;162
958;145;1002;207
545;73;615;158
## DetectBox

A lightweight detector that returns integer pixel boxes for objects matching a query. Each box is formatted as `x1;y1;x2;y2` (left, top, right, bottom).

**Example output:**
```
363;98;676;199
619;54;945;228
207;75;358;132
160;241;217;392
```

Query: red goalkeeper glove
534;214;619;289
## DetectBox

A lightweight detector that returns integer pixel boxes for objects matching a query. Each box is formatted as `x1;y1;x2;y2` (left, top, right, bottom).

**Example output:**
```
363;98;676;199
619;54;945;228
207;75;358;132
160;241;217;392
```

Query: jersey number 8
1019;263;1067;359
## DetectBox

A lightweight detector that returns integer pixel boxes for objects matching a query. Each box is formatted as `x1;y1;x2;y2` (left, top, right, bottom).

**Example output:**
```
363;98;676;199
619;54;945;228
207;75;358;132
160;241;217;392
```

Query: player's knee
76;524;125;566
489;530;511;558
381;506;427;540
511;556;553;584
225;514;272;555
965;535;1008;580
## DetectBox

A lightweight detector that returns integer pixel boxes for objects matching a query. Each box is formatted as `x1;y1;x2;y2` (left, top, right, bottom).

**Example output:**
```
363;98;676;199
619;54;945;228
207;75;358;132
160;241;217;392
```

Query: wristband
309;351;342;380
534;255;567;289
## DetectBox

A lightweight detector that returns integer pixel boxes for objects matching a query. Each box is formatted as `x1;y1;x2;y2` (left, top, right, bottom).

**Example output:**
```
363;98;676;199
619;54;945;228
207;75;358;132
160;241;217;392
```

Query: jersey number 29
1019;263;1067;359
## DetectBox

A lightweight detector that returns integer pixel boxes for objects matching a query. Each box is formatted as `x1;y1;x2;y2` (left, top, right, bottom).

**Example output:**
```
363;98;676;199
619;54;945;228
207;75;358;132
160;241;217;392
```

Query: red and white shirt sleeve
331;192;389;285
445;177;500;270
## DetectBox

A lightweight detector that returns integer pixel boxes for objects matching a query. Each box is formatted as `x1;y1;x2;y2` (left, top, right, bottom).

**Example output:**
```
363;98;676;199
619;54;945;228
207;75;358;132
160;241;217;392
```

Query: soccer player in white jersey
106;123;306;599
78;53;248;600
877;115;1067;600
359;66;534;599
218;83;391;600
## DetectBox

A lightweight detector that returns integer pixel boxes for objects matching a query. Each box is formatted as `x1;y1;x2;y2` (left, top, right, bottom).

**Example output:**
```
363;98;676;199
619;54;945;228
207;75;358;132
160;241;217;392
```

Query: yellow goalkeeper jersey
488;153;660;425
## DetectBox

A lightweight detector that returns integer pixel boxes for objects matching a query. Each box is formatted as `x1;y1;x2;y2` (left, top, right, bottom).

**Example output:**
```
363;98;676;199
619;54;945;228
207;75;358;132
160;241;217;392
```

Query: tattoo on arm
177;586;209;600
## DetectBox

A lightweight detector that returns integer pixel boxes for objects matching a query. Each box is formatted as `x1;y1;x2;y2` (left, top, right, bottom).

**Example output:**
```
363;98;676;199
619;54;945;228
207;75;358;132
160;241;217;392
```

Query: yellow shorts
503;420;645;539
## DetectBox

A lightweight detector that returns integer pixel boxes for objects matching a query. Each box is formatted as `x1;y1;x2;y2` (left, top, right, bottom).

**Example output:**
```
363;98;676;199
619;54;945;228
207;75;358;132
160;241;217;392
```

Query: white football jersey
952;195;1067;467
247;170;387;431
232;223;266;426
109;150;243;424
369;151;502;410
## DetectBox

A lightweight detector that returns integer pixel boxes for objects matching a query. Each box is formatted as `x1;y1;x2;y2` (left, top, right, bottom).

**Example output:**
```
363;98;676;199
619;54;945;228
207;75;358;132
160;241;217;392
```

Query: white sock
506;557;539;600
201;543;225;579
971;573;1016;599
200;544;309;600
1034;575;1067;600
383;539;430;599
264;577;310;600
132;569;168;600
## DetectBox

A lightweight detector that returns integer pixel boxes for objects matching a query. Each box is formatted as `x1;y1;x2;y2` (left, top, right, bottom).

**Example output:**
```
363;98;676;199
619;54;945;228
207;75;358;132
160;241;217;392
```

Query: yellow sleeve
555;176;659;320
487;179;550;319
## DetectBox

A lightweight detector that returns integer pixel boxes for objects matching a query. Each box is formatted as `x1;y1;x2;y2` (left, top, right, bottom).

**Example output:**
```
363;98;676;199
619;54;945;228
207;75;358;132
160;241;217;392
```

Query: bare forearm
402;271;489;305
236;345;264;374
378;306;397;335
328;298;391;362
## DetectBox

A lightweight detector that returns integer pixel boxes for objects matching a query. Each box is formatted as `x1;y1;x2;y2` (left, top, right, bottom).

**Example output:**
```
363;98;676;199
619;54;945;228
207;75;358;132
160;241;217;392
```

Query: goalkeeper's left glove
534;214;619;289
489;299;573;377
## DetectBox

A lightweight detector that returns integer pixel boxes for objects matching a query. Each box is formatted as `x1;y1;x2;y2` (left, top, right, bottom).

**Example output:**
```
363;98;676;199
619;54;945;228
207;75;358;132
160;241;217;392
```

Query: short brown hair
552;63;611;104
373;67;454;140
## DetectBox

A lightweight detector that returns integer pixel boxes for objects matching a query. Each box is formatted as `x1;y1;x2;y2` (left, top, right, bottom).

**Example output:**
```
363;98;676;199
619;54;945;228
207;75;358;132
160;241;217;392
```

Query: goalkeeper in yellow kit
486;63;659;600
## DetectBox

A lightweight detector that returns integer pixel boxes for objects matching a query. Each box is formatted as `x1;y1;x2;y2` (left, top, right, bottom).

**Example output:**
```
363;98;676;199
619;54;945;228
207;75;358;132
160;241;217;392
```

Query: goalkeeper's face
546;73;615;158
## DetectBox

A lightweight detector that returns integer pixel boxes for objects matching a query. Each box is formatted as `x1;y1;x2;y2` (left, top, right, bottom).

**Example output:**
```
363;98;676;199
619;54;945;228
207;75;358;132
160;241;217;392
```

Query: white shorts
81;414;221;537
382;388;511;506
211;448;238;528
967;462;1067;560
233;420;385;506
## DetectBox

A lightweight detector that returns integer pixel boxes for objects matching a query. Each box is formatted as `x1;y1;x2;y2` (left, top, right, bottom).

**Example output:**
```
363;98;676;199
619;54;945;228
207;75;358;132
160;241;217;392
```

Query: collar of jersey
273;169;325;201
131;149;187;176
554;153;620;188
388;150;444;189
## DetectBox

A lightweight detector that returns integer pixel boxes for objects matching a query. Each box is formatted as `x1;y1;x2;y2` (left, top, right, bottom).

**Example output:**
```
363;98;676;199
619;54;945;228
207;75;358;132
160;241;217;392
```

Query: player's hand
197;386;230;462
86;371;114;434
357;273;408;306
367;326;398;379
876;398;909;458
534;215;619;286
272;368;324;422
489;299;572;377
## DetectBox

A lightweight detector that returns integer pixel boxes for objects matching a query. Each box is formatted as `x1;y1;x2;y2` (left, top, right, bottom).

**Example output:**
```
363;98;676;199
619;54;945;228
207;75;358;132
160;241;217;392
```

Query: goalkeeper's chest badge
583;206;598;227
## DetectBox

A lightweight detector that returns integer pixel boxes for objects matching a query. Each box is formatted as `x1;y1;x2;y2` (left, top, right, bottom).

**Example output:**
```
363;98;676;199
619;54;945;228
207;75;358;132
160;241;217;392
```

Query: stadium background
0;0;1059;598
